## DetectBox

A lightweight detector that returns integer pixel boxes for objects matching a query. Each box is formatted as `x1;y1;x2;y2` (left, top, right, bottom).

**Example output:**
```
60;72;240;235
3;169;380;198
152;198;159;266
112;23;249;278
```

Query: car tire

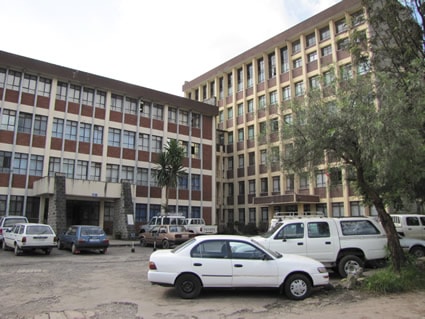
284;273;312;300
100;248;107;254
44;248;51;255
338;255;364;277
410;246;425;258
14;244;22;256
175;274;202;299
2;240;9;251
57;240;64;250
162;240;170;249
71;243;79;254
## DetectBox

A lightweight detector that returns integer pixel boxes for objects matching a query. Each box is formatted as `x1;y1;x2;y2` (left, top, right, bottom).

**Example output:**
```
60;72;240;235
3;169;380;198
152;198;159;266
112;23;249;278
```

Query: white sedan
148;234;329;300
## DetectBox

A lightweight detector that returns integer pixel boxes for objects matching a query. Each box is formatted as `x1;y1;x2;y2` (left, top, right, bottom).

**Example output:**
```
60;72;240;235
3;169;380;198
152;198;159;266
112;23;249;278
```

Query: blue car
57;225;109;254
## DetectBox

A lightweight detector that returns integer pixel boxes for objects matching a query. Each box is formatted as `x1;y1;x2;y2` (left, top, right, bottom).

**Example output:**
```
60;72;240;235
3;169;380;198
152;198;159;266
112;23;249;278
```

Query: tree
279;1;425;272
154;139;186;214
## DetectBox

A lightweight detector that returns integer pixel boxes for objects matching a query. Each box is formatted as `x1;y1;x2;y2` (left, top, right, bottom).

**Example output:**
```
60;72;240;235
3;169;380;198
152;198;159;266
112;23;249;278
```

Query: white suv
140;215;186;233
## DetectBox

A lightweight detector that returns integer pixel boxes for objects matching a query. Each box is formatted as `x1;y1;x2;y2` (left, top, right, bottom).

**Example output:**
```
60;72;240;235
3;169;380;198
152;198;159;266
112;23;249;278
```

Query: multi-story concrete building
0;50;218;238
183;0;376;229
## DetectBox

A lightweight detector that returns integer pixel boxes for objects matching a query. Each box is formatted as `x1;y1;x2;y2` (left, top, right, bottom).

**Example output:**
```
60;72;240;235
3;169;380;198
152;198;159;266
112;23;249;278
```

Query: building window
0;68;5;88
168;107;177;123
7;70;21;91
152;103;163;120
306;33;316;47
65;120;78;141
335;18;347;33
280;46;289;72
237;103;244;116
307;51;318;62
295;81;305;97
228;132;233;144
111;94;123;112
22;74;37;94
191;142;200;159
257;58;265;83
75;160;89;179
282;86;291;101
272;176;280;192
320;26;331;41
137;168;149;186
271;118;279;132
292;40;301;54
95;90;106;108
239;208;246;225
151;135;163;153
191;174;201;191
269;91;278;105
316;170;327;187
261;178;268;194
293;58;302;69
13;152;28;175
260;149;267;165
93;125;103;144
258;95;266;109
8;196;24;215
340;63;353;80
227;157;234;170
56;82;67;101
32;114;48;136
124;97;138;114
37;77;52;97
268;52;276;78
108;128;121;147
332;203;344;217
357;59;370;75
351;10;365;26
63;158;75;178
239;181;245;195
247;63;253;88
247;99;254;113
68;84;81;103
179;110;189;125
17;112;32;134
121;165;134;182
123;130;136;149
227;106;233;119
300;173;309;189
0;151;12;173
249;208;256;223
227;72;233;96
138;133;150;151
238;154;244;168
321;45;333;57
284;114;292;124
178;175;189;189
248;152;255;166
218;110;224;123
261;207;269;223
219;77;224;99
248;180;256;194
271;146;279;163
135;204;147;223
52;117;64;138
247;125;254;140
259;122;266;135
337;37;350;51
238;128;244;142
106;164;119;183
323;70;335;86
350;201;364;216
90;162;101;181
192;113;201;128
286;174;294;191
82;88;94;106
309;76;320;90
79;122;91;143
48;157;61;176
237;68;243;92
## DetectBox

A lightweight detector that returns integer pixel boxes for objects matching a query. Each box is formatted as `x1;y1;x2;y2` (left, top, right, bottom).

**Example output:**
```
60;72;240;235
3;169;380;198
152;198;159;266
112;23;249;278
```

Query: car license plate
89;238;100;242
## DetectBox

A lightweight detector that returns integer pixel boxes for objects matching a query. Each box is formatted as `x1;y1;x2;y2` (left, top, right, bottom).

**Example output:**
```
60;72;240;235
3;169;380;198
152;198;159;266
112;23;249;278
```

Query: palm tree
154;139;186;214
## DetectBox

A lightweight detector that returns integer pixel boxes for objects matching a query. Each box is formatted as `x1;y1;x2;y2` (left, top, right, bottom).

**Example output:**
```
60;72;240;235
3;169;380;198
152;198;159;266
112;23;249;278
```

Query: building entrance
66;200;100;227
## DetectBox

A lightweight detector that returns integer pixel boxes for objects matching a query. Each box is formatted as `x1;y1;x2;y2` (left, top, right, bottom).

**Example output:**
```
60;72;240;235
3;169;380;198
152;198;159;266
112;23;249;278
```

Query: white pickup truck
183;218;218;235
254;216;388;277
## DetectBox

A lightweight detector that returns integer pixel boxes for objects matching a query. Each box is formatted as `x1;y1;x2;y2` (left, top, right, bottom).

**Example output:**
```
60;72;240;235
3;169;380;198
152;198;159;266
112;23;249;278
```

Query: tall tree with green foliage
279;0;425;272
154;139;186;214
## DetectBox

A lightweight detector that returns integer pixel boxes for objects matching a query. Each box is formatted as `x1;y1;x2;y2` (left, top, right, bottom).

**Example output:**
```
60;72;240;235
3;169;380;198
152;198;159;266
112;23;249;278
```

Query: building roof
0;50;218;117
182;0;361;90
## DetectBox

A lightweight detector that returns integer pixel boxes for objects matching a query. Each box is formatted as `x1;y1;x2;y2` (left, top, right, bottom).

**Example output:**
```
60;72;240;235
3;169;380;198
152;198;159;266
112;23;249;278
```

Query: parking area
0;244;424;319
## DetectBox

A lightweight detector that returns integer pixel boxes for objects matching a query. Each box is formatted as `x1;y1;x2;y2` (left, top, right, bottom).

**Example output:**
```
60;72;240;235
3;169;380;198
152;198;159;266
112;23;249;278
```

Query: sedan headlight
317;267;327;273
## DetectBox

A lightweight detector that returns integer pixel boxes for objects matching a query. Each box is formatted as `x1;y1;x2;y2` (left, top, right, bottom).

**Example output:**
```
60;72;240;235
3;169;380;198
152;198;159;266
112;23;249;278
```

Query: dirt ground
0;246;424;319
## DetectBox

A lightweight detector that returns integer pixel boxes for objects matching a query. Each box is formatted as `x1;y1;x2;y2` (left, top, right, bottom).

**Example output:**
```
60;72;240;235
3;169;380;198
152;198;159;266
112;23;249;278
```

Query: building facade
0;51;218;238
183;0;377;229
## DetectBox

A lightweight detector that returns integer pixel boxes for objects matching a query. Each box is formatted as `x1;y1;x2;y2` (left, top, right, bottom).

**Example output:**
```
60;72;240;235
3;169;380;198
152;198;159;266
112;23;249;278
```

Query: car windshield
259;222;283;238
4;218;27;227
27;225;54;235
81;227;104;236
251;238;282;258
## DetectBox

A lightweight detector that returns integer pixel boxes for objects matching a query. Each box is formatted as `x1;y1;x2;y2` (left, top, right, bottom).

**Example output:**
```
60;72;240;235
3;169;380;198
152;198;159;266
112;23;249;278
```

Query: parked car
253;216;388;277
148;234;329;300
57;225;109;254
140;225;196;249
183;218;218;234
391;214;425;240
140;214;186;233
398;235;425;258
2;223;56;256
0;215;29;243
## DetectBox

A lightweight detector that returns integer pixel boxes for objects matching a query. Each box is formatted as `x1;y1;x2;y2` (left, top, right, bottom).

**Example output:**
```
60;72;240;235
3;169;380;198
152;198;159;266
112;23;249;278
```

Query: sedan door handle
234;264;243;268
193;263;202;267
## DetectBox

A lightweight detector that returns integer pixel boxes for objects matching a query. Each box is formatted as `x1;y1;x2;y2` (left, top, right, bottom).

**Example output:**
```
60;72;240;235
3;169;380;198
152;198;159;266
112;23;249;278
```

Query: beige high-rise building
183;0;376;230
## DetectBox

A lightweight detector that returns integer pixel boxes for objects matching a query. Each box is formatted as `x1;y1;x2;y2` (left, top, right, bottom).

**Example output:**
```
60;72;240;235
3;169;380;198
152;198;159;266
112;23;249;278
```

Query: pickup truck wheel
162;240;170;249
284;273;312;300
175;274;202;299
410;246;425;258
338;255;363;277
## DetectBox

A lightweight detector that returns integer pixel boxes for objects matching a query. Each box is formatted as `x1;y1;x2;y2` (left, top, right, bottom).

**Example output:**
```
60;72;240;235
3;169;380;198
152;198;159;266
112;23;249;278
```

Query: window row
135;204;202;223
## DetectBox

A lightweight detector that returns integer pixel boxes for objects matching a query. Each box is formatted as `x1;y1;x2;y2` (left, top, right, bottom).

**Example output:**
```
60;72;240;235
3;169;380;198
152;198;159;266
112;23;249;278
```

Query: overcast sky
0;0;340;96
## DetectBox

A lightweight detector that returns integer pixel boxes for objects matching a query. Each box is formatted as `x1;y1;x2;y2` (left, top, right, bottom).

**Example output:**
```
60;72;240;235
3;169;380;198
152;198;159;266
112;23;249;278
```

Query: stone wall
112;181;136;239
48;174;67;235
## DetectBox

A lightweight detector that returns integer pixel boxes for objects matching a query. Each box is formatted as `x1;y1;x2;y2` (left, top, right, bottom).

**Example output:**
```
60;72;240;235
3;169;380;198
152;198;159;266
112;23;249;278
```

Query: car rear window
340;220;380;235
81;227;104;236
27;225;54;235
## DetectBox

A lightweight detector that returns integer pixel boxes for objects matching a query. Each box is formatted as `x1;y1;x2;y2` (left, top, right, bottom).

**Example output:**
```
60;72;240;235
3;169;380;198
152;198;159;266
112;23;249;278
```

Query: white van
391;214;425;240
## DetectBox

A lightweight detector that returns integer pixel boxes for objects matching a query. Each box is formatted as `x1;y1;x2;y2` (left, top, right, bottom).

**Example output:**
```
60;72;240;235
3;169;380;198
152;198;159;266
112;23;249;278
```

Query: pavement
107;238;138;247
